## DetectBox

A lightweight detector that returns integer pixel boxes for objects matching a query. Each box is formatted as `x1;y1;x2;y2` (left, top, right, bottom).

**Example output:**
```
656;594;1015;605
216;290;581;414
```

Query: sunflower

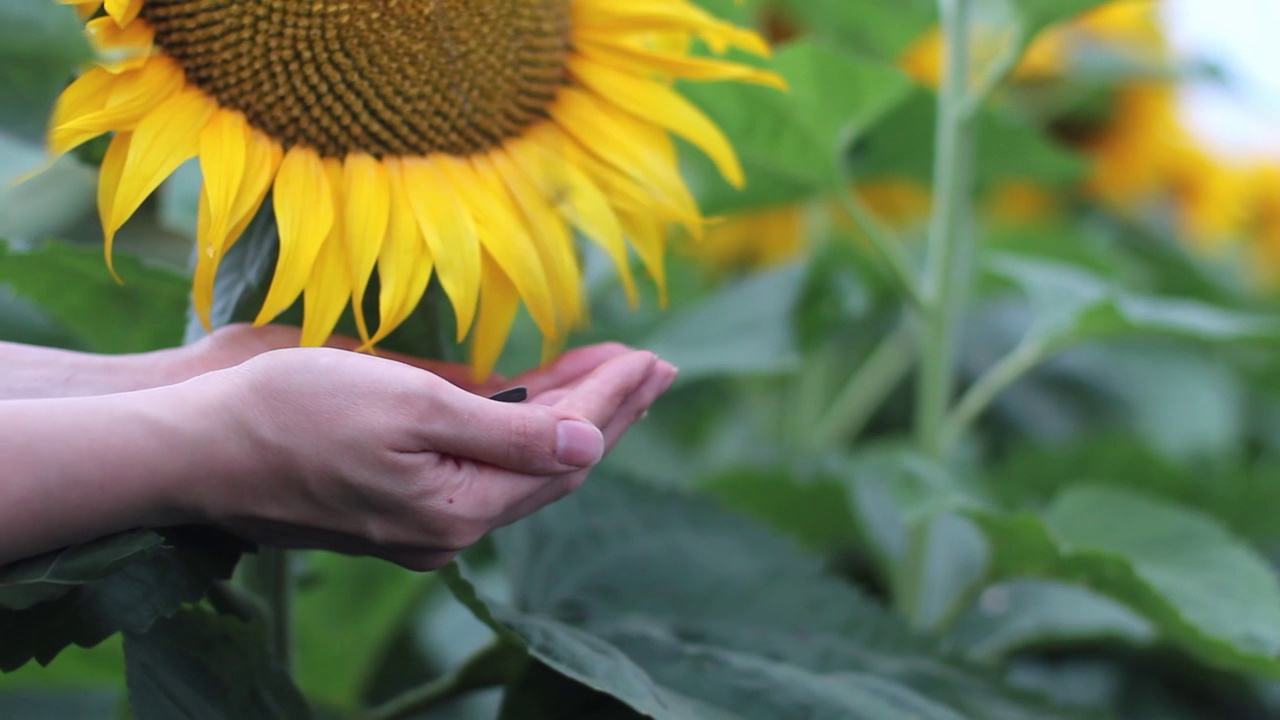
50;0;783;375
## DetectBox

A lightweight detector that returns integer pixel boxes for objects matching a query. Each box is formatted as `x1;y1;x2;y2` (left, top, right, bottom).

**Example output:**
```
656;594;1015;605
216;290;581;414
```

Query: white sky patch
1161;0;1280;160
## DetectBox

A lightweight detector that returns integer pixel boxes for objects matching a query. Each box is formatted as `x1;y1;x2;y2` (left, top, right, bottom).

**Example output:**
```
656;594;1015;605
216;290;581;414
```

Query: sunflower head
52;0;784;376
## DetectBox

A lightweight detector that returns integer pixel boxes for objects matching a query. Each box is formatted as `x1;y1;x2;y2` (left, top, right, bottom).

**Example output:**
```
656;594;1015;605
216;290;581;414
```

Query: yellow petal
515;124;637;303
400;156;482;341
449;154;557;337
617;206;670;305
470;252;520;381
104;0;142;26
573;0;771;57
96;131;131;282
550;88;701;233
86;15;155;73
256;146;335;324
102;90;214;279
570;55;745;188
50;58;184;156
370;158;435;345
574;35;786;90
193;113;280;329
342;153;390;344
301;160;353;346
491;143;583;332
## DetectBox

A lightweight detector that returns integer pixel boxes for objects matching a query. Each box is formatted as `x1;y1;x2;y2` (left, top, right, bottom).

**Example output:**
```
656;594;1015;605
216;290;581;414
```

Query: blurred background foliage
6;0;1280;719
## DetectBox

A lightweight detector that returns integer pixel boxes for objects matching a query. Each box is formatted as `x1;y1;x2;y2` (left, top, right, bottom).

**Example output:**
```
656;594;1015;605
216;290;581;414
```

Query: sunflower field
6;0;1280;718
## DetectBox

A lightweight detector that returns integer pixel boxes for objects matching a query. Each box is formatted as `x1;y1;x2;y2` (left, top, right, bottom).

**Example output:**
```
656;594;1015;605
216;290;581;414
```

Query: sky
1162;0;1280;158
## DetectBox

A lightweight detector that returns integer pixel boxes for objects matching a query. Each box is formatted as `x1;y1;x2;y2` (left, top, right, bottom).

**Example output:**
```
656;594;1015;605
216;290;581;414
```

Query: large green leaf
770;0;937;59
855;90;1086;188
0;528;246;672
948;579;1156;661
293;554;432;710
124;607;311;720
0;529;165;611
987;253;1280;351
444;479;1094;720
0;240;189;354
643;263;806;380
972;486;1280;678
0;690;120;720
682;40;914;215
700;463;862;552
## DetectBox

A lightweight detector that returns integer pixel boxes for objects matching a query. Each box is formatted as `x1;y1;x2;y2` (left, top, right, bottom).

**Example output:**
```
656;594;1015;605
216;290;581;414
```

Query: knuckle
506;412;555;467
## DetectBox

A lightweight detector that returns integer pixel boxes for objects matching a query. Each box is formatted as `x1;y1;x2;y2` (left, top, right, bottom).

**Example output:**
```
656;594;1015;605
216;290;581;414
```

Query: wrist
144;370;272;528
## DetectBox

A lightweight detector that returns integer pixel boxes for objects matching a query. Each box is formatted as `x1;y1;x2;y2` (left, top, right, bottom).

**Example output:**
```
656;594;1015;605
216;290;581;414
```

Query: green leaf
0;530;165;611
498;661;647;720
948;579;1156;661
682;39;915;215
445;479;1093;720
293;554;432;710
124;607;311;720
643;263;806;380
0;690;121;720
0;286;83;349
770;0;937;59
0;240;189;354
971;486;1280;678
987;253;1280;351
855;91;1087;188
0;528;246;672
701;464;862;552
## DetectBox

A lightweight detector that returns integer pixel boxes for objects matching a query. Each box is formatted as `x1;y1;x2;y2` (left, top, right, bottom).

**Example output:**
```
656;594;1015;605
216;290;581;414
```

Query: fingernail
557;420;604;468
657;361;679;392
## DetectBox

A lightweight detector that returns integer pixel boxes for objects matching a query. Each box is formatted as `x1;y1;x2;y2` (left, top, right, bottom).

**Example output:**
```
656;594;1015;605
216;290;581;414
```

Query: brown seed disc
139;0;572;158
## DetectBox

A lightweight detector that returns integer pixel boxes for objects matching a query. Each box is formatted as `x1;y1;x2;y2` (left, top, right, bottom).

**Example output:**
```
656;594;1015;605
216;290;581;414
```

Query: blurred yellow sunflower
50;0;783;374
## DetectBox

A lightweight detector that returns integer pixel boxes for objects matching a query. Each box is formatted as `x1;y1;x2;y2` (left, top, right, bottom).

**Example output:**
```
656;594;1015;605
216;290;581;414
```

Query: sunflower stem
916;0;976;459
241;547;293;669
832;165;925;310
810;325;915;447
363;640;518;720
940;334;1050;453
958;28;1025;119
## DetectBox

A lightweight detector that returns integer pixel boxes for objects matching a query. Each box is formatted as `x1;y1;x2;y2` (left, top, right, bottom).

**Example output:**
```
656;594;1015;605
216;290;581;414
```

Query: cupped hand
177;323;494;393
189;344;676;570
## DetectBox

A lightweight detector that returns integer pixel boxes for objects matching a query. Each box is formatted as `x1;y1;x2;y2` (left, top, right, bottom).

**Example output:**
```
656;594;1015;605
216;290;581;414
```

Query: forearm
0;341;190;400
0;377;247;564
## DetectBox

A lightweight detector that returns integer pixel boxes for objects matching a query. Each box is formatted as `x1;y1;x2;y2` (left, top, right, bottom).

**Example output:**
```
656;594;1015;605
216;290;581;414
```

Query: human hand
174;323;492;393
184;344;675;570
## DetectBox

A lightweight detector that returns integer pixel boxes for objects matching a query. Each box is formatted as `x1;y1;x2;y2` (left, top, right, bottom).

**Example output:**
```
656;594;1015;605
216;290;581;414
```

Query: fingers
490;359;679;528
417;351;659;475
595;360;678;450
513;342;634;397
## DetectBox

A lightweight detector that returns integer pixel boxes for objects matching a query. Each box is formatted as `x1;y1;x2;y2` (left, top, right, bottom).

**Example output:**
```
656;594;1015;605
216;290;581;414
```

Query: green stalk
810;326;915;447
363;641;520;720
916;0;976;458
833;168;925;310
939;334;1050;453
241;548;293;668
